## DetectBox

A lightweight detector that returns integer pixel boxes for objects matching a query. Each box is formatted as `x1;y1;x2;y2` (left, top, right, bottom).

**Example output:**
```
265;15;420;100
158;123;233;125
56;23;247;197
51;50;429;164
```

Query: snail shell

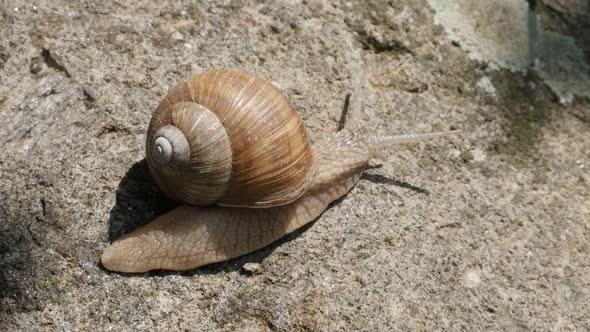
146;70;316;207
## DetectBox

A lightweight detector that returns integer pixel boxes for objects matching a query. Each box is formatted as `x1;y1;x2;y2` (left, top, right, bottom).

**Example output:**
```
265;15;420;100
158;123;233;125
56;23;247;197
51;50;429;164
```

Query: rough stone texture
533;0;590;103
537;0;590;59
427;0;531;70
0;0;588;331
427;0;590;102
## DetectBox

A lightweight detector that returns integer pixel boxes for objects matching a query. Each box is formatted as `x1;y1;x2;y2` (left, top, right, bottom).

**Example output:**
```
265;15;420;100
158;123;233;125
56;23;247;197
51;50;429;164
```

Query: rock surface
428;0;590;102
1;0;588;331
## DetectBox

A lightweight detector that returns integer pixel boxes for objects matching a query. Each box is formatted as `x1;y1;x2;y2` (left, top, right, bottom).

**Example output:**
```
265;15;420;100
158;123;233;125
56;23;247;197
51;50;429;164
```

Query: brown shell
146;69;316;207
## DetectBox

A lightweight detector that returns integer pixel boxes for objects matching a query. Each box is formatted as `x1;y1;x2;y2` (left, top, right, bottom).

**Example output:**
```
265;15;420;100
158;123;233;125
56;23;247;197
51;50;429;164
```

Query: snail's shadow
360;167;430;195
107;159;177;242
106;160;428;276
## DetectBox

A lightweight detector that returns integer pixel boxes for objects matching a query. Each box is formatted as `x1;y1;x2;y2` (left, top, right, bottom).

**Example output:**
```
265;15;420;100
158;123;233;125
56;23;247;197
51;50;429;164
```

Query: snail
101;69;460;273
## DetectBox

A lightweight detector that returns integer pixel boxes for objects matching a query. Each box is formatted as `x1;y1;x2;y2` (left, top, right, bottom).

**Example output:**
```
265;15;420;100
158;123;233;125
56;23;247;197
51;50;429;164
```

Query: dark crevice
0;45;8;70
41;48;98;110
338;93;352;131
41;48;70;77
96;123;132;138
82;88;96;107
437;222;462;229
484;305;497;314
526;0;537;10
405;83;429;94
358;32;414;55
40;198;47;217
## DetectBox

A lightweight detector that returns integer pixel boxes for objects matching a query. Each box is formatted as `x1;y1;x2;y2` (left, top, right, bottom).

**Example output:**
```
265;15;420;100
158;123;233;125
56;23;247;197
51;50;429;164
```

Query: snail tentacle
368;130;462;151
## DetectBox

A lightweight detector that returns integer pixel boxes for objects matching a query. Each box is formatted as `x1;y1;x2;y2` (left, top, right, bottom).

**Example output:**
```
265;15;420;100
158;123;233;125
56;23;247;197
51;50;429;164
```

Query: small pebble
476;76;496;98
171;31;184;41
461;269;482;288
460;150;474;163
241;262;263;276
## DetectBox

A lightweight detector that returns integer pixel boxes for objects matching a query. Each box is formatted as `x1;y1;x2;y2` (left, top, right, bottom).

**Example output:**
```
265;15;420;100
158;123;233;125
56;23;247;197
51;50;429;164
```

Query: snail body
101;69;459;273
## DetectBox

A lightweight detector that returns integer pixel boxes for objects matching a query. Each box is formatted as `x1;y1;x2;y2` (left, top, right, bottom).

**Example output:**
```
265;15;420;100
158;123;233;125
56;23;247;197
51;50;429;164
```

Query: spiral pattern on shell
146;69;316;207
